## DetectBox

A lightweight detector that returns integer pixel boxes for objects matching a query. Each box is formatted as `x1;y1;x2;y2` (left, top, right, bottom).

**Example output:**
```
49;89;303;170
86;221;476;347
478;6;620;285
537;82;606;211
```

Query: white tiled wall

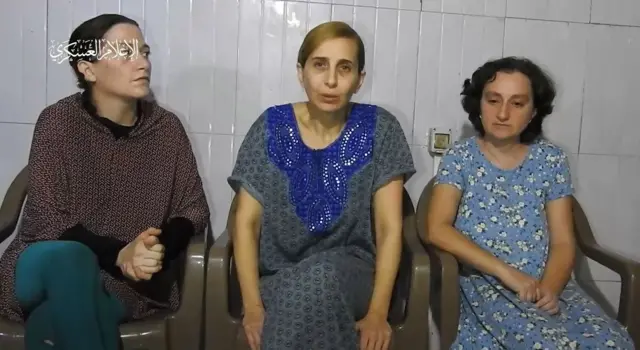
1;0;639;320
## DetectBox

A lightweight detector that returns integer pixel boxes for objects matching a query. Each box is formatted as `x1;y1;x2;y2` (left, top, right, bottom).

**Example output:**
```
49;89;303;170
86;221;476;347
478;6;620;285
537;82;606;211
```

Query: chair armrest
579;238;640;345
204;230;240;349
168;234;208;350
573;199;640;342
424;244;460;350
393;215;431;348
580;242;640;319
0;166;28;243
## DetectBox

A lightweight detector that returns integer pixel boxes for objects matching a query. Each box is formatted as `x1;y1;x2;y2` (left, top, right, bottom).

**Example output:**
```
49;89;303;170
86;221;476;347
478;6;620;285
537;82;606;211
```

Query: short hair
461;56;557;144
67;14;139;90
297;21;366;73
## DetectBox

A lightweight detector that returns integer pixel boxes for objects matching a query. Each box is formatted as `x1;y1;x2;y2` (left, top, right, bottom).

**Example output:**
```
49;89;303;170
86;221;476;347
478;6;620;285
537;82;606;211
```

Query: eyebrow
484;91;529;99
310;56;353;65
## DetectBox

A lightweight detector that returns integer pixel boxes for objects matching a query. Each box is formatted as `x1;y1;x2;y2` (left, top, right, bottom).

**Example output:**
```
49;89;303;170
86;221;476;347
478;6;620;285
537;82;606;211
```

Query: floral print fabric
436;137;634;349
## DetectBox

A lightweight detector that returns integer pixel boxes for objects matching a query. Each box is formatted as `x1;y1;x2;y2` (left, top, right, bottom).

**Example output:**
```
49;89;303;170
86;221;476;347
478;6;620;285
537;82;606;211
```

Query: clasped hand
116;227;165;281
499;266;560;315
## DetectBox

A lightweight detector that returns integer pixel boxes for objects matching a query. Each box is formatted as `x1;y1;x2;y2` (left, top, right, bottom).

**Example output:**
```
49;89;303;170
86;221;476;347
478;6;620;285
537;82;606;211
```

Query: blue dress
228;103;415;349
436;137;634;349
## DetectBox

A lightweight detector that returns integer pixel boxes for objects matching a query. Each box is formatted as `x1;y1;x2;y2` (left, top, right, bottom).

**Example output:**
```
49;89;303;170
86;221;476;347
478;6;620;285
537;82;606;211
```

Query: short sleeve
546;149;574;201
434;145;465;191
227;114;268;205
372;109;416;191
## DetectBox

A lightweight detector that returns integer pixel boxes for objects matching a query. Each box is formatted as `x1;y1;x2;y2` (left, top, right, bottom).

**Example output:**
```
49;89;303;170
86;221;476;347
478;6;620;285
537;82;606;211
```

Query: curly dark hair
460;56;556;143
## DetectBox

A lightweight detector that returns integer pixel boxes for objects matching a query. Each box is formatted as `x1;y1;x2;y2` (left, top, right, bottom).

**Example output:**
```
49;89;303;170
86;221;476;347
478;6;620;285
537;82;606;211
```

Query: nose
496;102;509;122
324;67;338;88
137;54;151;70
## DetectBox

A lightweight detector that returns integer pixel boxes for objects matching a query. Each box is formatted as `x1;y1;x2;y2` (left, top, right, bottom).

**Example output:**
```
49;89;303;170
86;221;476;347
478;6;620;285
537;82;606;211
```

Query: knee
22;241;98;269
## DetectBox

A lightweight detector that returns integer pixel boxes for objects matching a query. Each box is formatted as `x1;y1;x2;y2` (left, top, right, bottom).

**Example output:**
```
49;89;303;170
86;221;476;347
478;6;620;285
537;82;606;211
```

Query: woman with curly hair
425;56;633;349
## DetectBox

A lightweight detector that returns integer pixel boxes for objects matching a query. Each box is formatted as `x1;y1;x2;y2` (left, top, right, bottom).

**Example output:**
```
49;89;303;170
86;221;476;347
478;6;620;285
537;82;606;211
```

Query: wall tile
191;134;235;237
144;0;169;104
503;19;588;154
46;0;78;106
413;13;504;145
422;0;507;17
350;5;376;103
21;0;48;123
235;0;264;135
164;0;192;127
581;25;640;156
591;0;640;26
397;0;421;11
97;0;119;16
120;0;144;24
506;0;591;23
0;2;23;123
369;9;420;141
190;0;240;135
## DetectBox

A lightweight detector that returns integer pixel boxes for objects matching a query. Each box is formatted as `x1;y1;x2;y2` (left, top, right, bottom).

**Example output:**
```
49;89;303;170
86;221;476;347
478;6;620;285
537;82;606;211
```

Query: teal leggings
15;241;126;350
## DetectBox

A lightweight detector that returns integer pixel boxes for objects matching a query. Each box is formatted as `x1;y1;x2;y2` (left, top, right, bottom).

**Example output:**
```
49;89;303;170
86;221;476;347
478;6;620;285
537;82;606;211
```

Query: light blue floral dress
436;137;634;349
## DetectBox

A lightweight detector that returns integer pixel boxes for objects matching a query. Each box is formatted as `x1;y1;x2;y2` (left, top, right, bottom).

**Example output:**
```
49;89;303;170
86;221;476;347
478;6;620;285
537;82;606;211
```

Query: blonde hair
297;21;365;73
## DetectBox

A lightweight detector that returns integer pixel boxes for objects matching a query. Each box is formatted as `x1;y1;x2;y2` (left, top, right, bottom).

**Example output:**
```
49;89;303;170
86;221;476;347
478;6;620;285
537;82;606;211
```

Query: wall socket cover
429;128;452;154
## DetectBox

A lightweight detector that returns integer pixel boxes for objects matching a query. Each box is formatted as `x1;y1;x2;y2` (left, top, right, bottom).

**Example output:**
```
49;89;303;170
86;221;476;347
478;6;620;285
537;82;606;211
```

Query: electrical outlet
429;128;452;155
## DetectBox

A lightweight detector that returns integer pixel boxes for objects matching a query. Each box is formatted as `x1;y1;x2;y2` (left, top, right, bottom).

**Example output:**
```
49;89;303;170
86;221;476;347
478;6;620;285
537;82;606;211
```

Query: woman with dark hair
0;14;210;350
424;57;633;349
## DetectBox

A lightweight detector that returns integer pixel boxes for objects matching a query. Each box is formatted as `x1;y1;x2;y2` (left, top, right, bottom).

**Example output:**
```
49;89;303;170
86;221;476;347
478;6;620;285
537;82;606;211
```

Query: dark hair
461;56;556;143
68;14;139;90
298;21;366;73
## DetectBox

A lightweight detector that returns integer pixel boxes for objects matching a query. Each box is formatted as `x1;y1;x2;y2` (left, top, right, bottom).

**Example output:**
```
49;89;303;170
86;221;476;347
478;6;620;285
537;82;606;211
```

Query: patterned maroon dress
0;92;210;322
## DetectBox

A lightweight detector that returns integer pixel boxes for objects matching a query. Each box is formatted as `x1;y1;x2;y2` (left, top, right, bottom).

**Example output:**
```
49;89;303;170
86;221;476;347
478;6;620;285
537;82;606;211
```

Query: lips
320;94;339;102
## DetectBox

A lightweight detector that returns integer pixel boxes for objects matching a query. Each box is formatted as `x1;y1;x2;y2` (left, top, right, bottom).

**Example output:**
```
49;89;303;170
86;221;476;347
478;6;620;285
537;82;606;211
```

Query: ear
76;60;97;84
354;71;366;94
296;62;304;86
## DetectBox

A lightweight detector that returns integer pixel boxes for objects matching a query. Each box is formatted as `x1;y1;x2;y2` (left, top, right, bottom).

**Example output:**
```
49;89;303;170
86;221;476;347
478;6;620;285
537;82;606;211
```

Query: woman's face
479;71;535;142
297;37;365;113
77;23;151;99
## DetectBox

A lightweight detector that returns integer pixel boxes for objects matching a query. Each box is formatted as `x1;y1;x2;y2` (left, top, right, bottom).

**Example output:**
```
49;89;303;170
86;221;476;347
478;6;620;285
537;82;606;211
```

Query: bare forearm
368;231;402;317
429;225;509;278
232;226;263;310
541;242;575;295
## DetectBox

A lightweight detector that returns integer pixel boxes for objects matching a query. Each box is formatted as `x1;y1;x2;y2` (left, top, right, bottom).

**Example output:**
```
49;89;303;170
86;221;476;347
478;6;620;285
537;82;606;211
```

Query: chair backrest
415;178;437;243
570;196;598;250
0;166;29;243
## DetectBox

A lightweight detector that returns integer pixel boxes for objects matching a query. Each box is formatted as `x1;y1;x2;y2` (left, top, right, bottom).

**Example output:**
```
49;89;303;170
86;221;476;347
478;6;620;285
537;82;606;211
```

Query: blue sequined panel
266;103;376;235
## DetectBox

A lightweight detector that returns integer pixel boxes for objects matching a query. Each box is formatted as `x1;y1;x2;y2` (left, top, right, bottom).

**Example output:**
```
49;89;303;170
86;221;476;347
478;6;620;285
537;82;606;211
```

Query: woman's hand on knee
117;227;165;281
356;311;392;350
242;306;264;350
